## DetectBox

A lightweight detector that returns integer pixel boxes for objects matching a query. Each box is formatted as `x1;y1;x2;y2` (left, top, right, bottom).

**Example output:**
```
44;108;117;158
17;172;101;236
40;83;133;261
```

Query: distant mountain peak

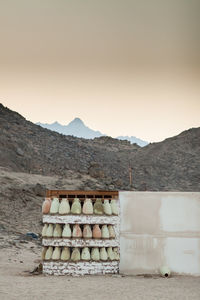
36;118;148;146
37;118;103;139
69;117;84;126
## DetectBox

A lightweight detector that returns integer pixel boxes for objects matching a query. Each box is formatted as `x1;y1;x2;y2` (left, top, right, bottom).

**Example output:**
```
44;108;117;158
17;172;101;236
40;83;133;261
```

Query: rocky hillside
0;103;200;191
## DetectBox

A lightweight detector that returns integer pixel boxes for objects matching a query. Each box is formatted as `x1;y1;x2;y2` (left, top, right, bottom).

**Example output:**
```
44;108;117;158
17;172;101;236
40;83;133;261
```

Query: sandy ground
0;245;200;300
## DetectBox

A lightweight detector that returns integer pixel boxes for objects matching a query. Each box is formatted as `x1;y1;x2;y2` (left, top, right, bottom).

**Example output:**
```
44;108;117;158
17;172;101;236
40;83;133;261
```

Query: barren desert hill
0;103;139;190
0;103;200;192
0;103;200;235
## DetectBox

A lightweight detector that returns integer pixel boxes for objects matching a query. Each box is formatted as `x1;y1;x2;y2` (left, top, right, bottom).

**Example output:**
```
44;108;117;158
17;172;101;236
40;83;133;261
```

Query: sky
0;0;200;142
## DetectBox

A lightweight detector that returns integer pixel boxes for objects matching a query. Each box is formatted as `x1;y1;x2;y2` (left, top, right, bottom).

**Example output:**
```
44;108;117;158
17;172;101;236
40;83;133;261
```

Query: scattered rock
30;263;43;275
16;147;24;156
32;183;45;197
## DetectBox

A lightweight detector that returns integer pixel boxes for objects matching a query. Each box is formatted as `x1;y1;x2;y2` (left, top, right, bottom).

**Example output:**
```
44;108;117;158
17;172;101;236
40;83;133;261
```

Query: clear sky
1;0;200;142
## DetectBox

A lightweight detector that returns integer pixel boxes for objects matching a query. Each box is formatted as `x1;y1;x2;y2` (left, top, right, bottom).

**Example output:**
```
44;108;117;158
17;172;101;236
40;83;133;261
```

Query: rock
30;263;43;274
88;162;105;178
16;148;24;156
32;183;46;197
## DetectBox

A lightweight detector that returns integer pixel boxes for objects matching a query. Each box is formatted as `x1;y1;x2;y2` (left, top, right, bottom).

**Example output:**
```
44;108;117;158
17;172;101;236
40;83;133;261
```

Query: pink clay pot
92;224;102;239
72;224;82;238
42;198;51;214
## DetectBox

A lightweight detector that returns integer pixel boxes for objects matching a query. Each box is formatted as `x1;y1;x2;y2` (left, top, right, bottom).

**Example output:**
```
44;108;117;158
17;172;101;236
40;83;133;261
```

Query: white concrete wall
119;192;200;276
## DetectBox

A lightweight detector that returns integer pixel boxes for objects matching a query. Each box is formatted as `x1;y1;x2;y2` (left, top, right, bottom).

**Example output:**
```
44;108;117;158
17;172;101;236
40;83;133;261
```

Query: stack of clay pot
42;246;120;261
42;194;120;270
42;223;116;239
42;197;119;216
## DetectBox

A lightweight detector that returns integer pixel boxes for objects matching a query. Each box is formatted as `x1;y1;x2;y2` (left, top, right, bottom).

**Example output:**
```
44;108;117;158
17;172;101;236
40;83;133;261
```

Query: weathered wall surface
119;192;200;275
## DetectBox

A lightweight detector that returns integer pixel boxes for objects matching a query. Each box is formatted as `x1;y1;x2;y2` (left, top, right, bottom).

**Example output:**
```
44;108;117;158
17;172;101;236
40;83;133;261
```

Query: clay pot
82;198;93;214
42;224;48;237
101;225;110;239
160;266;171;277
46;224;54;237
107;247;115;261
50;197;59;214
94;199;104;215
81;247;90;261
113;248;120;260
111;199;118;215
71;198;81;214
42;198;51;214
103;199;112;215
71;248;81;261
91;248;100;261
45;246;53;260
61;247;71;261
59;198;70;214
41;247;47;260
52;247;61;260
72;224;82;238
92;224;102;239
62;224;72;238
83;225;92;239
108;225;115;238
100;247;108;261
53;224;62;238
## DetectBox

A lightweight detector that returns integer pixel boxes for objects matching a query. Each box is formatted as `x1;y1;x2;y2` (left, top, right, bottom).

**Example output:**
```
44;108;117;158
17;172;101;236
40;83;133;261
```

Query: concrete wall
119;192;200;276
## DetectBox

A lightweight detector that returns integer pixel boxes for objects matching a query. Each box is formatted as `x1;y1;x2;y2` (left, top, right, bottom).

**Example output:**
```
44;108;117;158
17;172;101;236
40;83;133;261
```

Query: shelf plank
43;215;120;225
42;238;119;247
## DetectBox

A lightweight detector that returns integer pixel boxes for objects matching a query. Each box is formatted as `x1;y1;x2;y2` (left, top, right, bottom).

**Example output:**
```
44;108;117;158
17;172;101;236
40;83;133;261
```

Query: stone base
43;261;119;276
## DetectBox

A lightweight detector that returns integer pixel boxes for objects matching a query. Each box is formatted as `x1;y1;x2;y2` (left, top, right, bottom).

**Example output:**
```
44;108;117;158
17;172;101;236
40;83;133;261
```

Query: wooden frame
46;190;119;200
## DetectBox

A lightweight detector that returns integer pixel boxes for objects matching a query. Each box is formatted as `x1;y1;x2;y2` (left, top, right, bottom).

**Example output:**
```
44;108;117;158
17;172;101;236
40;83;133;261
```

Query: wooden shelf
46;190;119;199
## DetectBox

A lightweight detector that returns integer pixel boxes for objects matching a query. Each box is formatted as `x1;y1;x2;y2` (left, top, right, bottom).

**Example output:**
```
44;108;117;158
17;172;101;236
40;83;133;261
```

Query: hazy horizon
1;1;200;142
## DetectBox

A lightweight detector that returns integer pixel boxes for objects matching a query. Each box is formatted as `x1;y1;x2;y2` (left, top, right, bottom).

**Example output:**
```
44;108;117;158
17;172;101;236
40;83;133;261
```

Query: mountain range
37;119;148;147
1;103;200;192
